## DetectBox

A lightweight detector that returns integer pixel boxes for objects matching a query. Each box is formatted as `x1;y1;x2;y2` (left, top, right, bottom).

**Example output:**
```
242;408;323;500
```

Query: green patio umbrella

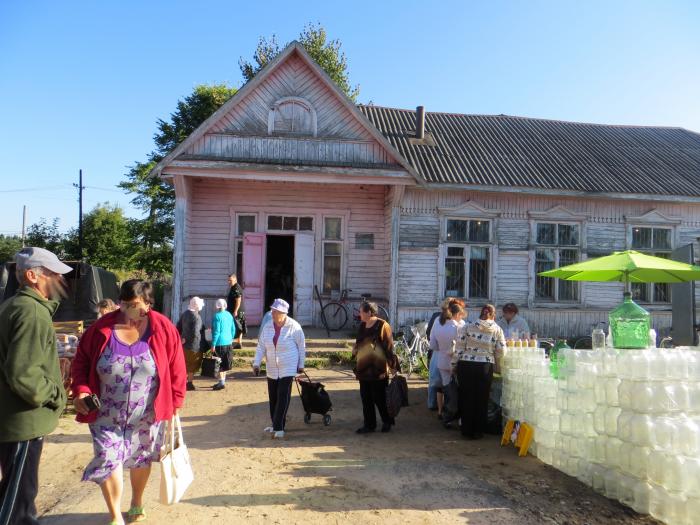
538;250;700;286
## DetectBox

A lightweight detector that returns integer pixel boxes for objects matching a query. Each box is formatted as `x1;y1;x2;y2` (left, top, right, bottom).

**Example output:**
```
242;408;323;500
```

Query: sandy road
36;367;656;524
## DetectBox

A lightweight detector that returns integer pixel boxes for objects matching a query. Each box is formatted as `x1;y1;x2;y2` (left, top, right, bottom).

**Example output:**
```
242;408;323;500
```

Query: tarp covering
0;261;119;322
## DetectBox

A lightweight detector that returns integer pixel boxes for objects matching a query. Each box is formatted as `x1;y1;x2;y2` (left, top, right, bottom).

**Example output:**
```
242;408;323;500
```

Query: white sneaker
263;426;274;433
272;431;285;439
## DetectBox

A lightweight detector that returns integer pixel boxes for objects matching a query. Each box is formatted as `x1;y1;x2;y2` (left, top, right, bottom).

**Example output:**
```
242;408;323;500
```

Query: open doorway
265;235;294;316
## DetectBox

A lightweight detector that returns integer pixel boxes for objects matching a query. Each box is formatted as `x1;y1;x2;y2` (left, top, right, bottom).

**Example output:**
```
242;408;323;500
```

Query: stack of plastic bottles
501;344;700;525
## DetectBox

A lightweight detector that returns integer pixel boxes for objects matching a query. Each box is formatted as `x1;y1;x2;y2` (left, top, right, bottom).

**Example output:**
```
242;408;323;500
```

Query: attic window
268;97;317;137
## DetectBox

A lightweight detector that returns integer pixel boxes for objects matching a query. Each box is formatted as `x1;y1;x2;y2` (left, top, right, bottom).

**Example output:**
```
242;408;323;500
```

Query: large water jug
591;464;607;494
677;417;700;457
605;406;622;436
632;480;652;514
549;340;570;379
605;378;621;406
648;450;667;486
594;405;606;434
629;413;654;447
603;347;619;376
616;411;634;442
604;468;620;499
653;417;677;452
626;446;651;480
609;292;650;349
666;349;688;380
617;472;636;507
682;456;700;498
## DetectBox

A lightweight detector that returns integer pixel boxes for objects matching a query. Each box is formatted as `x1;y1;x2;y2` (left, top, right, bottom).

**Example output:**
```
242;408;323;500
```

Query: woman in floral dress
72;281;186;525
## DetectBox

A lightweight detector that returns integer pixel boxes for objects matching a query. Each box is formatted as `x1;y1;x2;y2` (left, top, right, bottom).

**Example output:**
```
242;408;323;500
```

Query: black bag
386;375;405;418
297;376;332;415
199;326;211;352
443;377;460;423
201;355;220;378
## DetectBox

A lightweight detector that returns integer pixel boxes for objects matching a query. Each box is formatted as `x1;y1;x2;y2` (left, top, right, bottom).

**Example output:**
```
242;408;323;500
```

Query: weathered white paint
387;185;404;325
171;175;189;321
183;179;391;320
293;233;315;325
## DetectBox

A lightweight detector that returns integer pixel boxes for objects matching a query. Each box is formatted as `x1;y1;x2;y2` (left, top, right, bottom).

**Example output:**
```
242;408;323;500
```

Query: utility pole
21;205;27;247
73;169;85;260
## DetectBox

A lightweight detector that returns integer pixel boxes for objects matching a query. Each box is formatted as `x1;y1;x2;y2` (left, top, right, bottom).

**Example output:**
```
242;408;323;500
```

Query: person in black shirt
226;274;246;349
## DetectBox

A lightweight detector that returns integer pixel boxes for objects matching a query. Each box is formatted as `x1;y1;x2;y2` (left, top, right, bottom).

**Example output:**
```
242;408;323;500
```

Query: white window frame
265;213;314;233
533;221;582;304
628;225;675;304
233;212;258;278
443;240;492;300
322;215;344;295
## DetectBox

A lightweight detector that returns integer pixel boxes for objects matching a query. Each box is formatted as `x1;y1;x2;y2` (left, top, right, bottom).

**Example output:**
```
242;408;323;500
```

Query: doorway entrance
265;235;294;316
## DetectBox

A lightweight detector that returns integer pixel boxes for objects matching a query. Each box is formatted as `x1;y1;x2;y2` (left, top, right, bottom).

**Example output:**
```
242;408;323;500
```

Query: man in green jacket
0;247;71;525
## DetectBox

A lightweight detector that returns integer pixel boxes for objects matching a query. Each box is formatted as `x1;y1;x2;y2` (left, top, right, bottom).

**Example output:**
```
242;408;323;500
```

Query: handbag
443;376;460;423
159;414;194;505
386;374;405;418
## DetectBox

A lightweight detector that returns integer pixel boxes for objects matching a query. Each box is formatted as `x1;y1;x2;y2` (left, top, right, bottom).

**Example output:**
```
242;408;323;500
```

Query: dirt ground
37;367;657;525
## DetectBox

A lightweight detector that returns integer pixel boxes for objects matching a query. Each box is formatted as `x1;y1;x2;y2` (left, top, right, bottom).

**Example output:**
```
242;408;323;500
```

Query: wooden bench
53;320;84;335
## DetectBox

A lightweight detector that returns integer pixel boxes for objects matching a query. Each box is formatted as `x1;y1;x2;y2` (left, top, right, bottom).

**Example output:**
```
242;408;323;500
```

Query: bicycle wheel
322;302;348;331
377;305;390;322
416;337;430;371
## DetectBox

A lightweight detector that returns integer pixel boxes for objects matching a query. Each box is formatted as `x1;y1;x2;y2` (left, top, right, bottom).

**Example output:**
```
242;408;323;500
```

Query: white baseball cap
15;247;72;274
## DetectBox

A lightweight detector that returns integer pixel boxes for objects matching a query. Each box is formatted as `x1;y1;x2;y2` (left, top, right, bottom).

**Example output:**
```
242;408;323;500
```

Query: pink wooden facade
155;41;700;338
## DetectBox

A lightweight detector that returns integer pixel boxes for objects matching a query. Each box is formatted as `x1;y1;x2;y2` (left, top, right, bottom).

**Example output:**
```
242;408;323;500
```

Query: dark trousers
359;379;390;429
457;361;494;437
267;376;294;431
0;438;43;525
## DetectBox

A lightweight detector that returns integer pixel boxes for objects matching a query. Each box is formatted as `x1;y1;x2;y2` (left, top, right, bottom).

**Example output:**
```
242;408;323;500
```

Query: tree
119;84;238;276
239;23;360;101
63;204;133;271
25;218;65;256
0;235;22;263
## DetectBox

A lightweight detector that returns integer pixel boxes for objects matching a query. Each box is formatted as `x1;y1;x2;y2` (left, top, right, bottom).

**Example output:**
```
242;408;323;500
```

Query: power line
0;185;73;193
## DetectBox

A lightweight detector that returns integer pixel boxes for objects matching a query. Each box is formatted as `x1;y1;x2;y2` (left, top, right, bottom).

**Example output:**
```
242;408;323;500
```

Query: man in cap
0;247;71;525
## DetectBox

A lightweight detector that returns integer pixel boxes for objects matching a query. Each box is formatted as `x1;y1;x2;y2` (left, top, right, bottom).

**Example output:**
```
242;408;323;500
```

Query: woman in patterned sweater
454;304;506;439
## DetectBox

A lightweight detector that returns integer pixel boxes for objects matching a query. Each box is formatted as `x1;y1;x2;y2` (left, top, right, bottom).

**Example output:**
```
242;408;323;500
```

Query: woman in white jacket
429;299;466;421
253;299;305;439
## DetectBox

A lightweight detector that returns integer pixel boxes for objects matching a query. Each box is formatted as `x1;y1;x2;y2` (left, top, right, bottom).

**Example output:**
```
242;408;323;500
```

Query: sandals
126;506;146;523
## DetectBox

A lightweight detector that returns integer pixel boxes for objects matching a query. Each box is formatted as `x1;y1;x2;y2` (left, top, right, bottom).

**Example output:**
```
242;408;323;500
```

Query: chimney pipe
416;106;425;139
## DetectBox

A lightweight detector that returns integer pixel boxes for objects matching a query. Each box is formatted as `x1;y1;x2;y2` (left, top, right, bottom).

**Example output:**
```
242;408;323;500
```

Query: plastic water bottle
648;328;657;349
592;324;606;351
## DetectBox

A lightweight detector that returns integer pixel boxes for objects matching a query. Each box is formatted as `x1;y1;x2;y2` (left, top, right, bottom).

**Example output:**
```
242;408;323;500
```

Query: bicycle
393;321;430;377
321;288;389;331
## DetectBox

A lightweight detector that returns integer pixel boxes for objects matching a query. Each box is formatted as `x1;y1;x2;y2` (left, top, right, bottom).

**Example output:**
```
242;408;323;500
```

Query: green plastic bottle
609;292;650;349
549;340;570;379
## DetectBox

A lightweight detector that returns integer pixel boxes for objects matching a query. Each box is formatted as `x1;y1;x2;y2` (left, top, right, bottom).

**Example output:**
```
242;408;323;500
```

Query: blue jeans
427;352;442;410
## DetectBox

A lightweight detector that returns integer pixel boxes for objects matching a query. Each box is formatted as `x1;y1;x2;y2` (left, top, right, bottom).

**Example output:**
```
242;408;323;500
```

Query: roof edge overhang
161;159;416;186
422;182;700;204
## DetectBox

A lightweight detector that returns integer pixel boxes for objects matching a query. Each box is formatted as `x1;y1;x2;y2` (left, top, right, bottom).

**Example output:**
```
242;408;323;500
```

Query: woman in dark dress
352;302;398;434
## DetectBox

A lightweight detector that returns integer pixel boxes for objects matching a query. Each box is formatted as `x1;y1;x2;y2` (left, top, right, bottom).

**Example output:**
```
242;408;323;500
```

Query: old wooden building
152;41;700;337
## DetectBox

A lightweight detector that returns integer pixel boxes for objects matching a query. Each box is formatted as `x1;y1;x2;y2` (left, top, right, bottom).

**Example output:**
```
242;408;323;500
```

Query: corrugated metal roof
358;105;700;197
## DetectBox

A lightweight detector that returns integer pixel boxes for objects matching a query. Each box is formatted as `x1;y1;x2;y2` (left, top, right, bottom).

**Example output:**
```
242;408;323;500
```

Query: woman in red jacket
71;280;186;525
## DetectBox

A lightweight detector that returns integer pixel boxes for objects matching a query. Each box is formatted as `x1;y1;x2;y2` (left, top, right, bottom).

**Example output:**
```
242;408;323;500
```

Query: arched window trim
267;96;318;137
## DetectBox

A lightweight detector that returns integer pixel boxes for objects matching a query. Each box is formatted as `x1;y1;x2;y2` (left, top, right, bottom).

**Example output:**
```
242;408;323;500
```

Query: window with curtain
630;226;672;303
323;217;342;293
443;219;491;299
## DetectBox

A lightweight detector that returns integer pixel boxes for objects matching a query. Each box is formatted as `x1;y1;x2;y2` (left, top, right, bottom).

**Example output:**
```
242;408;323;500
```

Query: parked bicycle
393;321;430;377
321;289;389;331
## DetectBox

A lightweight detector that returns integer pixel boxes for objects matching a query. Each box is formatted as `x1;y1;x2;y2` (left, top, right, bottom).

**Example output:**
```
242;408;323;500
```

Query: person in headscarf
177;296;204;391
210;298;236;391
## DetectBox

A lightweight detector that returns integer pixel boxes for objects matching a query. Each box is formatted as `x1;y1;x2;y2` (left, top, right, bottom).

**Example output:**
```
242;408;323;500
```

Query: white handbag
159;414;194;505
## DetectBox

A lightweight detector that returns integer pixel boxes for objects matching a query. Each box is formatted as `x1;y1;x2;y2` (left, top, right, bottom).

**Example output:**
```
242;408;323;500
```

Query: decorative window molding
528;205;589;222
267;97;317;137
625;209;682;226
437;200;501;220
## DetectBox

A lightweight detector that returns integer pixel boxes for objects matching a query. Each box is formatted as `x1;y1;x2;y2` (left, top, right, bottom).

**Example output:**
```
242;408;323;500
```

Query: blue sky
1;0;699;234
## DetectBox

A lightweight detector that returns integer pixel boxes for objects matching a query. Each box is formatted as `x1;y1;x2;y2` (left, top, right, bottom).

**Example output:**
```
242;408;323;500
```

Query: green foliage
0;235;22;263
65;204;133;271
25;218;65;256
239;23;360;101
119;84;237;277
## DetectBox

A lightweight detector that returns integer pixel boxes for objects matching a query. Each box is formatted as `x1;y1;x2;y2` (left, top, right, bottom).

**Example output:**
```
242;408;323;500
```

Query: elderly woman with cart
253;298;306;440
